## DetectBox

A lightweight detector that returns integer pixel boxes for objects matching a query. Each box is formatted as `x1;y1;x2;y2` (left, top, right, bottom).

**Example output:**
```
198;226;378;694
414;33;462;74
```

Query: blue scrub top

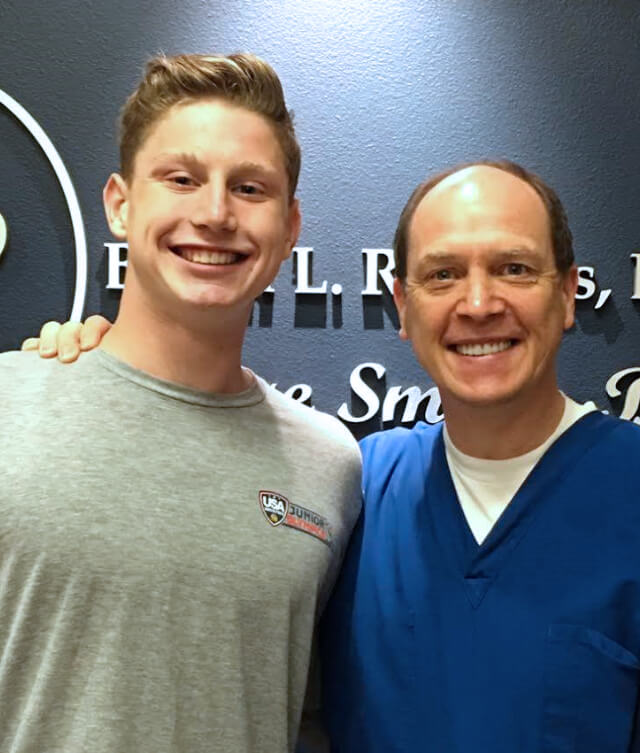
321;412;640;752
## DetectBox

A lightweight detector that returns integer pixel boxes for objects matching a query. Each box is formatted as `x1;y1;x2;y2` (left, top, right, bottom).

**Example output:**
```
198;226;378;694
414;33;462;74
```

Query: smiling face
393;165;577;412
104;98;300;324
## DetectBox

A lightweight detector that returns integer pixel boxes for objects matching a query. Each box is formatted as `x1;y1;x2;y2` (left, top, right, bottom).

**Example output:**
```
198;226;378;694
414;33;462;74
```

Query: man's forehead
409;165;550;245
143;99;274;148
132;99;288;181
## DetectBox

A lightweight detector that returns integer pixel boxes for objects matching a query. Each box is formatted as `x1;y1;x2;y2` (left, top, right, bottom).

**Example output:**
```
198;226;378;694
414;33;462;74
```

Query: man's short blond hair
119;53;301;200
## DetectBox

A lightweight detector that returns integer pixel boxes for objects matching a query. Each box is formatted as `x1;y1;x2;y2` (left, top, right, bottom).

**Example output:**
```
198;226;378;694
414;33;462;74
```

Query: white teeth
179;248;241;265
456;340;513;356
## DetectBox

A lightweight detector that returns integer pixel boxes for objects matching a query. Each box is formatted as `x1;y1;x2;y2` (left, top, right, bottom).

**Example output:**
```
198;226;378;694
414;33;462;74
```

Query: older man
321;160;640;752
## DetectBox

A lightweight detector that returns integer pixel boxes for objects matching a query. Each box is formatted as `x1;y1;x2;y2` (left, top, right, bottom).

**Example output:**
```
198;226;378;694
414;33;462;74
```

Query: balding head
393;160;574;282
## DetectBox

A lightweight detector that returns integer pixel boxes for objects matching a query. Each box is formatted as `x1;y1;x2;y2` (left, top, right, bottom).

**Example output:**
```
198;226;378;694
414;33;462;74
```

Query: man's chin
441;380;529;411
155;286;254;324
166;281;249;310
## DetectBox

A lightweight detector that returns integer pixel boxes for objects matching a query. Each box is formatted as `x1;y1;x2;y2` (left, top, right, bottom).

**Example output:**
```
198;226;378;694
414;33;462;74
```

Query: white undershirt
444;395;597;544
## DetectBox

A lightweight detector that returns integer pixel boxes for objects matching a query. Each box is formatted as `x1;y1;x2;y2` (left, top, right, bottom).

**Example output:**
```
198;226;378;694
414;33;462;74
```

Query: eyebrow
416;251;460;264
230;161;281;182
411;247;542;275
417;247;538;262
491;247;539;258
153;153;279;179
153;152;202;168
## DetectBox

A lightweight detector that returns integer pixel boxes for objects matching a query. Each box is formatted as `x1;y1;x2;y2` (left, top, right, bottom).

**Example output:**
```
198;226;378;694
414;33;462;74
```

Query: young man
322;161;640;752
4;54;361;753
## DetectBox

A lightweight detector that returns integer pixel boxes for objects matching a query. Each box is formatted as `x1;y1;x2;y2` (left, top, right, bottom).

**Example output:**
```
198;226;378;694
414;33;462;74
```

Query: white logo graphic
0;89;87;320
0;212;6;259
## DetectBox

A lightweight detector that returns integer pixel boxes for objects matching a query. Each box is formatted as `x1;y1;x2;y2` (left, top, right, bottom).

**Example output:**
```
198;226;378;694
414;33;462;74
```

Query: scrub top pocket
541;623;640;753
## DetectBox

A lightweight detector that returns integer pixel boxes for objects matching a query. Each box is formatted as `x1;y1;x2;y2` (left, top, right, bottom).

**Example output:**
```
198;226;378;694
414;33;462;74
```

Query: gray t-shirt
0;349;362;753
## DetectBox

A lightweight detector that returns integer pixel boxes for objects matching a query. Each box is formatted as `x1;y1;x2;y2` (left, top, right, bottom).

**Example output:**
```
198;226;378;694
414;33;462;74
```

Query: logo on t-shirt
259;491;333;548
260;491;289;526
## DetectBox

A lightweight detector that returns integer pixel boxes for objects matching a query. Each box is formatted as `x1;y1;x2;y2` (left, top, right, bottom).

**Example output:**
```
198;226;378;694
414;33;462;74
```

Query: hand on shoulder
20;315;112;362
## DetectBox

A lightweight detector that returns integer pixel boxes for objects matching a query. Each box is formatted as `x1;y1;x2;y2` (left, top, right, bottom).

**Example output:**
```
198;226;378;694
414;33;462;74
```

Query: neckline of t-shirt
443;395;598;481
91;348;266;408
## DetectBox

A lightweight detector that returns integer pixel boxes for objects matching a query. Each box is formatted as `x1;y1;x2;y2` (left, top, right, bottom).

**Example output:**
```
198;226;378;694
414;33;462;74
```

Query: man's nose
192;182;237;232
455;271;505;319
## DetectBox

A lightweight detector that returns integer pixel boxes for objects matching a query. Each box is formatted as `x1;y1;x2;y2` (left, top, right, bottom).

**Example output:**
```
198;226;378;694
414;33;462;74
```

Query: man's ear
393;277;409;341
283;198;301;260
103;173;129;240
562;265;579;330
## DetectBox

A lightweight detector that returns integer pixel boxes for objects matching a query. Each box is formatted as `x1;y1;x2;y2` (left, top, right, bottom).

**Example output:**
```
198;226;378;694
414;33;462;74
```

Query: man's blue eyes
504;263;527;275
166;177;262;194
427;263;532;282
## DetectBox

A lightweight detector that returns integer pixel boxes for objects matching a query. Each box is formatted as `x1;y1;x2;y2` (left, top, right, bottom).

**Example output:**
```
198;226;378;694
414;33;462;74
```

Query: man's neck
101;293;252;394
443;387;566;460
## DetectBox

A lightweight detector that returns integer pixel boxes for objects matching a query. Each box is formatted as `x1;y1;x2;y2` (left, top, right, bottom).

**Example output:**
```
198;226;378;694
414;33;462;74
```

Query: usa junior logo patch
260;490;289;526
259;491;333;548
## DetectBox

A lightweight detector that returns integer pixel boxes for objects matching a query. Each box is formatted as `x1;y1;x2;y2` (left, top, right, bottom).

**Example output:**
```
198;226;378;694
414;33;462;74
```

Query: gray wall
1;0;639;437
